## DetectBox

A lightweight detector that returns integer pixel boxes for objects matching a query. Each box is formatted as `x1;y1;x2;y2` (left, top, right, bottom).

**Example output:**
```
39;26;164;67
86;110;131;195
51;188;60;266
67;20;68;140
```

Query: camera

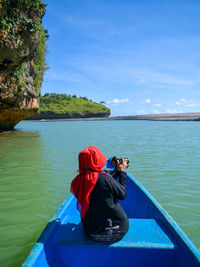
110;156;129;169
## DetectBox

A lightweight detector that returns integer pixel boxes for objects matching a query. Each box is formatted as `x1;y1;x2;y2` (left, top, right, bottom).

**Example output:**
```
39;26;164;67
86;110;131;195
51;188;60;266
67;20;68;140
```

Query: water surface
0;120;199;266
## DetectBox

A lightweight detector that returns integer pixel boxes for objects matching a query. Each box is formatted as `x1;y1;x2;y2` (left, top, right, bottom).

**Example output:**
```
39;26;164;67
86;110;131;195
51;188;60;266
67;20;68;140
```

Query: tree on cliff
0;0;48;130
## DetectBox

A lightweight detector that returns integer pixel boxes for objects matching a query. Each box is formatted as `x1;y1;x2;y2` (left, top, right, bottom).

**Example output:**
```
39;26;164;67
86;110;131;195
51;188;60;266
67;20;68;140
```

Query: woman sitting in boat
70;146;129;242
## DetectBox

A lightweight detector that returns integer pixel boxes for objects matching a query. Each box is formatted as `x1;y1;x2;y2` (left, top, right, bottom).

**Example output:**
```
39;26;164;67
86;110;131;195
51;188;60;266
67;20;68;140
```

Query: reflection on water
0;130;55;266
0;120;200;266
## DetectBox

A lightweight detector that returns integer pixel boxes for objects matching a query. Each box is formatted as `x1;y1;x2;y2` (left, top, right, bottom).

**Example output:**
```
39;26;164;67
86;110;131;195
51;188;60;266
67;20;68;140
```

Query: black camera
110;156;129;169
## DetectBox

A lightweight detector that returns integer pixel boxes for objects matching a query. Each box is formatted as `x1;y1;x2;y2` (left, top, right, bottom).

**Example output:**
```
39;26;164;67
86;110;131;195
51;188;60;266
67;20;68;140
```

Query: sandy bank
27;112;200;122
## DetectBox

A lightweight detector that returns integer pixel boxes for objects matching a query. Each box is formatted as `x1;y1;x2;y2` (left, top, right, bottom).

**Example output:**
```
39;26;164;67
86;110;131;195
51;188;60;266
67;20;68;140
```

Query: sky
42;0;200;116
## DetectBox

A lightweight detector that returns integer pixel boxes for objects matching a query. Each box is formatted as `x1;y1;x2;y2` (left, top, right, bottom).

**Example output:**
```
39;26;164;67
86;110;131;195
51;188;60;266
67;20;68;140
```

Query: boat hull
23;168;200;266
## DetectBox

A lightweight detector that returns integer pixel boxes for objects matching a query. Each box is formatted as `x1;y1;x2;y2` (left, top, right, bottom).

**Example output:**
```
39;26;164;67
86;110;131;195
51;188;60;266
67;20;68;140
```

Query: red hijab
70;146;107;219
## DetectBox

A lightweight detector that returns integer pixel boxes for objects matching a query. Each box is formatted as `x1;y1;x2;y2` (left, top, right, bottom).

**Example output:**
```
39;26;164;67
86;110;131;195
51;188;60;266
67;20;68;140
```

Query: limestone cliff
0;0;47;130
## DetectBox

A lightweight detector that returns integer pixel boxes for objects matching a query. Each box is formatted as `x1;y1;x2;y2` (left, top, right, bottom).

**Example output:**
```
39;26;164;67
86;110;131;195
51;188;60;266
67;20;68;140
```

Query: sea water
0;120;199;266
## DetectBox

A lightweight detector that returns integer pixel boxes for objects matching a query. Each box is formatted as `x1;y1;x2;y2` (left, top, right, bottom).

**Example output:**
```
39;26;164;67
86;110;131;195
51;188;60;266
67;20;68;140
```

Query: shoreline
26;112;200;122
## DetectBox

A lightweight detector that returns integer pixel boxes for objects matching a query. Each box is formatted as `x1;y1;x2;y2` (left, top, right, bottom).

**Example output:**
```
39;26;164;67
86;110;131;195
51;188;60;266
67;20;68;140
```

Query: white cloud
175;98;200;108
186;103;200;107
175;98;186;105
107;98;129;106
142;98;151;104
153;103;162;107
129;67;198;87
151;109;160;114
136;110;148;115
137;79;148;84
165;108;183;114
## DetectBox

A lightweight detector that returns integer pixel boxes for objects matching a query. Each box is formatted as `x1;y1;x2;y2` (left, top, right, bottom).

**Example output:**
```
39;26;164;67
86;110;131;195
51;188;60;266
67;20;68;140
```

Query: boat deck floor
56;217;174;249
49;217;176;266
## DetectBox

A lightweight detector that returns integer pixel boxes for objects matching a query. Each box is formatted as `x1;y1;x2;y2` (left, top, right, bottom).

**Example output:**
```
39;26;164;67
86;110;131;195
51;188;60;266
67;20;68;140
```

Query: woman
70;146;129;242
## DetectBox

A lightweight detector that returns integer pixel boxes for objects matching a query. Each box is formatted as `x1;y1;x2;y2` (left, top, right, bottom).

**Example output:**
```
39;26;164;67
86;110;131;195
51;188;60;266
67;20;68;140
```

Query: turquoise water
0;120;199;266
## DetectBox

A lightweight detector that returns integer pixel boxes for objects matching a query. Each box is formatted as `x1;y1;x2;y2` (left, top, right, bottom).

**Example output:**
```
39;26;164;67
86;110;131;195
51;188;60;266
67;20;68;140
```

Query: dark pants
83;218;129;242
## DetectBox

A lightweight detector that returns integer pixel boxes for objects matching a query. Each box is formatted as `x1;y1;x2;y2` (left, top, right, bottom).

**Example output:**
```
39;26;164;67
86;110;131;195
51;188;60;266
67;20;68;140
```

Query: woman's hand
117;158;129;172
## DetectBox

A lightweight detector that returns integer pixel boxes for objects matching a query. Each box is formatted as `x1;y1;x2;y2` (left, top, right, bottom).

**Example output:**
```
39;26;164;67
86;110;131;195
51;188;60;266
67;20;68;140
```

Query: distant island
26;93;110;119
31;112;200;121
106;113;200;121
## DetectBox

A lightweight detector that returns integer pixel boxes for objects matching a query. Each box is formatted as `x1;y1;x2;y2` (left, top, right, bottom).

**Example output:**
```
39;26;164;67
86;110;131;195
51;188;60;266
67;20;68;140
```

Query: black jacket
82;170;129;235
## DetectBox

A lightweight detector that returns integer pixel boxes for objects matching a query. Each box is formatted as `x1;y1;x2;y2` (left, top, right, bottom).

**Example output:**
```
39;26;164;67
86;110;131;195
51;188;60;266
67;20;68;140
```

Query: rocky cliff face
0;0;47;131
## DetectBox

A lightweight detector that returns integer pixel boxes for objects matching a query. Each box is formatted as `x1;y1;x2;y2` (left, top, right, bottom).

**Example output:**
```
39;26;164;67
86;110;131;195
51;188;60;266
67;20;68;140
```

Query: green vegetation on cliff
0;0;47;130
0;0;48;94
29;93;110;119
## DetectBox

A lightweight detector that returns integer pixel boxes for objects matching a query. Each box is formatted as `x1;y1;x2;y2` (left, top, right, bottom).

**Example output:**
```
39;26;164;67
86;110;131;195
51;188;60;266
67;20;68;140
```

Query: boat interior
23;170;200;267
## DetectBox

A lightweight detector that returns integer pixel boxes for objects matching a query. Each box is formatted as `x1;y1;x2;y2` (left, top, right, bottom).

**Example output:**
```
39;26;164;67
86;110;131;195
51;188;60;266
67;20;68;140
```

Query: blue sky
42;0;200;116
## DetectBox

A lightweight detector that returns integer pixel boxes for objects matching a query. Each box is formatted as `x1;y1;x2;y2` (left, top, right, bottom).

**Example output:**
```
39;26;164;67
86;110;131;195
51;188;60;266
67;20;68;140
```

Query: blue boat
23;160;200;266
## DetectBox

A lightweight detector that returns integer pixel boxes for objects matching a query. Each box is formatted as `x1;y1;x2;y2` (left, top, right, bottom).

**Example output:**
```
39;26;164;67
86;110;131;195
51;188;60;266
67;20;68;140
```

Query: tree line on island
42;93;105;103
